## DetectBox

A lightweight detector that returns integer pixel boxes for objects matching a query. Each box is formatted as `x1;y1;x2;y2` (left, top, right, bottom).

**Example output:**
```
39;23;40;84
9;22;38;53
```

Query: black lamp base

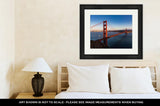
33;93;43;97
32;72;44;97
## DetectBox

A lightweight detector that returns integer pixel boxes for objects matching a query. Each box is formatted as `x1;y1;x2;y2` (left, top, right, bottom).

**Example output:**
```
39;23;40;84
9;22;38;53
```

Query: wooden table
16;92;56;99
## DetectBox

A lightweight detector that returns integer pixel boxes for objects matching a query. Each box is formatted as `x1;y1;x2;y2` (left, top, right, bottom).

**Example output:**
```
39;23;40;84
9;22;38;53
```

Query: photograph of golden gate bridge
90;15;132;49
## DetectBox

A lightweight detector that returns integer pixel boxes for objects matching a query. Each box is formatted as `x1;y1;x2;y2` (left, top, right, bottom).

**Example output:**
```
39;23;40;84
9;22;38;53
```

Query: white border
85;9;138;55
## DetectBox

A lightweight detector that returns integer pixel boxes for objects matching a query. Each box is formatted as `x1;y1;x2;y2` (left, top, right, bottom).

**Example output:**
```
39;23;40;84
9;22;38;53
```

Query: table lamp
22;58;52;97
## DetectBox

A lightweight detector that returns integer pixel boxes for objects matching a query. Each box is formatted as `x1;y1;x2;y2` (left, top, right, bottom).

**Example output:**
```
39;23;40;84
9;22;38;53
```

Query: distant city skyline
90;15;132;32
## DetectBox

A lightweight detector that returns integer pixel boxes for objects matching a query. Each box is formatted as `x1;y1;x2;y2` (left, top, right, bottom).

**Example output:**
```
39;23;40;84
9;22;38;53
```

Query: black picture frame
80;4;143;59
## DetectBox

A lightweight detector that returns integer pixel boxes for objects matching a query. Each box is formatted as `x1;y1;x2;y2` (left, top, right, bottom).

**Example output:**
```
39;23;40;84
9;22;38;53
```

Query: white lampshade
22;58;52;73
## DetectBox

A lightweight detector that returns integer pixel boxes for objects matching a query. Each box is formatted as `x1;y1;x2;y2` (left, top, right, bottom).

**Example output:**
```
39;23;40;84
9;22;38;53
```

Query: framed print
80;4;143;59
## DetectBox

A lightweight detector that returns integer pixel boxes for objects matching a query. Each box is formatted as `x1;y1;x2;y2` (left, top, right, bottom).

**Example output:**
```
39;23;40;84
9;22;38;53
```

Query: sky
90;15;132;31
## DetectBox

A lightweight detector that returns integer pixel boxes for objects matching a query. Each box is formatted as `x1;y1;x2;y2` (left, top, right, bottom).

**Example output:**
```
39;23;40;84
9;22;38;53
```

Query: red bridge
91;20;132;48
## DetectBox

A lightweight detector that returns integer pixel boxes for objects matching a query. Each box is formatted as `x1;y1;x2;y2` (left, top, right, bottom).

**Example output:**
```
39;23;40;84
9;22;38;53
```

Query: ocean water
91;32;132;48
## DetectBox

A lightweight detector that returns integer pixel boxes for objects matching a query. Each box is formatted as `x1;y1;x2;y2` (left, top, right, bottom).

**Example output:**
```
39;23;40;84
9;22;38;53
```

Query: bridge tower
103;20;108;47
125;28;128;36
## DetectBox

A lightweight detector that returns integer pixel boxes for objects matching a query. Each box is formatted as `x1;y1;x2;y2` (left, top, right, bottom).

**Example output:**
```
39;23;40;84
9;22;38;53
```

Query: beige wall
0;0;15;98
11;0;160;97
